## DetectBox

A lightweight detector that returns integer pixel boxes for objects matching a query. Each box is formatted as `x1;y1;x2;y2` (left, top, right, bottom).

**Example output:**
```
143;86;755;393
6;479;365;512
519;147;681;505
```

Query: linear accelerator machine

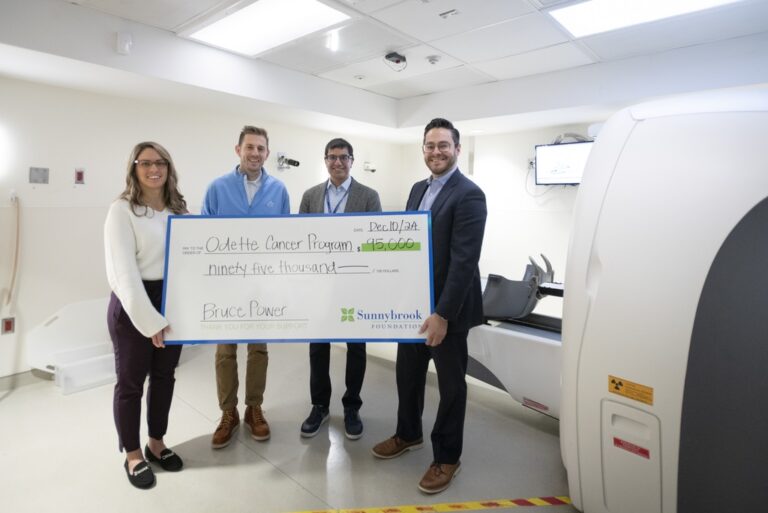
560;89;768;513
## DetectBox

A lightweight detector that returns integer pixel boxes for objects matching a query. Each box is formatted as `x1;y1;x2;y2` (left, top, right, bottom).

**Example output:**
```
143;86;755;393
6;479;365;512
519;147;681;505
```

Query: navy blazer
407;170;487;333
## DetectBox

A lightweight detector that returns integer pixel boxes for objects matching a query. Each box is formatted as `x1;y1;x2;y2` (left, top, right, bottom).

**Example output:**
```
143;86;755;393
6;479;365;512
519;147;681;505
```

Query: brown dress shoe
371;436;423;459
418;461;461;494
212;408;240;449
244;405;271;441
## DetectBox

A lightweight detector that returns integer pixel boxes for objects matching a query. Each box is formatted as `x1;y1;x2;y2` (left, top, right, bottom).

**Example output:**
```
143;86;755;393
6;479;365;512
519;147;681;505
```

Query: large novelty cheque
161;212;433;344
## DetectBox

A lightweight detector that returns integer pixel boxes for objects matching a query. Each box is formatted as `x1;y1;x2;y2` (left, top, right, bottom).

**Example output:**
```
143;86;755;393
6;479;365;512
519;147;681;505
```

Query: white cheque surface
162;212;433;344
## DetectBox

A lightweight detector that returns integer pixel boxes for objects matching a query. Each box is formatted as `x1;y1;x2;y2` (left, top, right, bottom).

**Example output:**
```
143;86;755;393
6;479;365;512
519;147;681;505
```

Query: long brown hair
119;141;187;215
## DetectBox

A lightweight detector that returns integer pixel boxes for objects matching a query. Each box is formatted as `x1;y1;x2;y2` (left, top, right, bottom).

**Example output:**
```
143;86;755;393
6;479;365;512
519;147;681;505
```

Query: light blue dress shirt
419;167;458;210
324;176;352;213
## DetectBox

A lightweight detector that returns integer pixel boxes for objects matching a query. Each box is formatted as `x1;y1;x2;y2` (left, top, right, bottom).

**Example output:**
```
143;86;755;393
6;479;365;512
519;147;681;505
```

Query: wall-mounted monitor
535;140;594;185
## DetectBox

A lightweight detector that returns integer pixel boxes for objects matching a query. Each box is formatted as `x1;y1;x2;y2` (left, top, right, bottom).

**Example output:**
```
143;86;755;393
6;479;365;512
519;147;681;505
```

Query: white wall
0;76;405;377
474;127;588;317
0;76;588;376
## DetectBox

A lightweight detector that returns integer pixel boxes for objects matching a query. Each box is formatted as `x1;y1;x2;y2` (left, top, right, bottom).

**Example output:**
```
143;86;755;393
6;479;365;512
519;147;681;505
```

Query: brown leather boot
211;408;239;449
244;405;270;441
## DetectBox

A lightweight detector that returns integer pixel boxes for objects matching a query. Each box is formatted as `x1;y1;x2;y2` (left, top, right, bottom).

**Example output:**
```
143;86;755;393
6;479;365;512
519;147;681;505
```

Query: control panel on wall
29;166;49;184
28;166;86;185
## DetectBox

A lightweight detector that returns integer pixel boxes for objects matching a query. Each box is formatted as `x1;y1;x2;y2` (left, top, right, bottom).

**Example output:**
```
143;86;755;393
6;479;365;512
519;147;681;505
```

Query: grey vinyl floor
0;343;578;513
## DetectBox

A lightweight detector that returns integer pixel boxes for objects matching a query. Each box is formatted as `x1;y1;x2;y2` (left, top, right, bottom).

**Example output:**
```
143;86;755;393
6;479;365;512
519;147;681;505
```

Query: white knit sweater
104;199;169;337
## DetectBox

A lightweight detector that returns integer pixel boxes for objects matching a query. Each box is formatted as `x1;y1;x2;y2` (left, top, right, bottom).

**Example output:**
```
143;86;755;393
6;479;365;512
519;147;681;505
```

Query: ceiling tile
430;12;569;63
474;42;594;81
367;65;492;98
336;0;406;13
371;0;535;42
46;0;768;129
578;1;768;61
75;0;226;31
533;0;575;7
259;19;416;74
318;44;462;87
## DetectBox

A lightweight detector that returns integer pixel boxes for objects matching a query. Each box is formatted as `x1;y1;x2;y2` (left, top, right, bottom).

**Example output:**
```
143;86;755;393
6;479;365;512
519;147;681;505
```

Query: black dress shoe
144;445;184;472
124;460;155;489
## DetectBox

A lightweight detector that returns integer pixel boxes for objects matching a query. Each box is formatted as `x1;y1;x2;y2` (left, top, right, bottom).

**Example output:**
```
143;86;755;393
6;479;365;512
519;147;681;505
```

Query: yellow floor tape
290;495;572;513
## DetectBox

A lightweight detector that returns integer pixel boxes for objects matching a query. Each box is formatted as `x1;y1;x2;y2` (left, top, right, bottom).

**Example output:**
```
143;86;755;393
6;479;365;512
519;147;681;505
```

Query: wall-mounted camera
277;153;300;170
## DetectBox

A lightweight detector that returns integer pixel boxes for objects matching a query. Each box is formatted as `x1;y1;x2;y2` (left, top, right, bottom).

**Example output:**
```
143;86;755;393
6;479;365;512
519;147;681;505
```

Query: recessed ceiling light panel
549;0;743;38
188;0;350;56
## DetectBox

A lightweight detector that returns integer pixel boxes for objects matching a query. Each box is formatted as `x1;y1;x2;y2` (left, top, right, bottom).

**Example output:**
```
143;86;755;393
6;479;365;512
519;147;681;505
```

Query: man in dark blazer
299;137;382;440
372;118;487;494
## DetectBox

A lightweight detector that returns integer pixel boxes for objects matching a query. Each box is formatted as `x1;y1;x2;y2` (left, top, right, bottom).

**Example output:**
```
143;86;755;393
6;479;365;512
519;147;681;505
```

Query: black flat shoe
124;460;155;489
144;445;183;472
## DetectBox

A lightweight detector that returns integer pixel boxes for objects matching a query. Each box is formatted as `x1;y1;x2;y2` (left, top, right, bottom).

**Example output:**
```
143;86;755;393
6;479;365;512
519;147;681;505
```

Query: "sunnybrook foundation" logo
340;307;424;324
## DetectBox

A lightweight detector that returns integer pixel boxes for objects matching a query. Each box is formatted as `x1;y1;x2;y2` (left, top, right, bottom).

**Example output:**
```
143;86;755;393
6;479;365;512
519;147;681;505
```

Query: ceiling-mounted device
385;51;406;64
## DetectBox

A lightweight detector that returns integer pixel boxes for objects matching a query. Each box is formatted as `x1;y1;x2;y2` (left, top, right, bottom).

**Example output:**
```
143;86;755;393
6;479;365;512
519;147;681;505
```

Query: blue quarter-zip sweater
202;166;290;215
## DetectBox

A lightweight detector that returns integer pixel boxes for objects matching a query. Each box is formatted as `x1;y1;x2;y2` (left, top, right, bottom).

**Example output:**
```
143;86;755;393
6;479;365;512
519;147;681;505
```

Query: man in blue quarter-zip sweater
202;125;290;449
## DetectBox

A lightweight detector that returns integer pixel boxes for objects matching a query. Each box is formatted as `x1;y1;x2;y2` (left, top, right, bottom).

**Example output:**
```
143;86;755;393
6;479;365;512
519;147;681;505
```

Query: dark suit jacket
299;177;381;214
407;170;487;333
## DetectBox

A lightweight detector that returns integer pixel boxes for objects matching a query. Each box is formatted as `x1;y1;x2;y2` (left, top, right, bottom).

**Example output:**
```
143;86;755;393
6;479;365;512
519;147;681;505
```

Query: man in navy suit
372;118;487;494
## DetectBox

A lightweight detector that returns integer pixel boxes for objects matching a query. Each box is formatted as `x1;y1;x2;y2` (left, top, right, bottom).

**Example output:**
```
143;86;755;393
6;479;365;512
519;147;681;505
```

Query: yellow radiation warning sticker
608;375;654;405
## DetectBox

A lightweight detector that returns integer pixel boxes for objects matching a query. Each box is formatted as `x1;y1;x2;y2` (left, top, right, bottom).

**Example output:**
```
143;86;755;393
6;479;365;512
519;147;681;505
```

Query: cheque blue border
161;211;434;344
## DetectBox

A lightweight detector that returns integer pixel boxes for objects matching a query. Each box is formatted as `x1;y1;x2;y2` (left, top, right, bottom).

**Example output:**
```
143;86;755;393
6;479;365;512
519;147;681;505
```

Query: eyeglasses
422;142;453;153
325;155;353;163
135;159;169;169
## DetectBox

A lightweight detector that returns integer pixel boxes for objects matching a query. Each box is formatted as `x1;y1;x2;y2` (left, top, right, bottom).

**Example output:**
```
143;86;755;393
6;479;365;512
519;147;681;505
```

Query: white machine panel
468;322;561;418
601;401;661;513
561;89;768;512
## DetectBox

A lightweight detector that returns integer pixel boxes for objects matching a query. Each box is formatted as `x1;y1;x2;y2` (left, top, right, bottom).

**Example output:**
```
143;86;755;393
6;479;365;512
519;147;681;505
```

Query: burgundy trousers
107;280;181;452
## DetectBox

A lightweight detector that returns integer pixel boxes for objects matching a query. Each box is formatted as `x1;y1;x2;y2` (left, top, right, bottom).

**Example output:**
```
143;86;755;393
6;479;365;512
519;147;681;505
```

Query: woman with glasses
104;141;187;489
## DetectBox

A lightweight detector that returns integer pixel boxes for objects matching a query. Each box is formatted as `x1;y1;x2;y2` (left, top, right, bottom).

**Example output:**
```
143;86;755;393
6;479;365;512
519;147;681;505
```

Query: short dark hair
423;118;460;146
239;125;269;147
324;137;353;157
